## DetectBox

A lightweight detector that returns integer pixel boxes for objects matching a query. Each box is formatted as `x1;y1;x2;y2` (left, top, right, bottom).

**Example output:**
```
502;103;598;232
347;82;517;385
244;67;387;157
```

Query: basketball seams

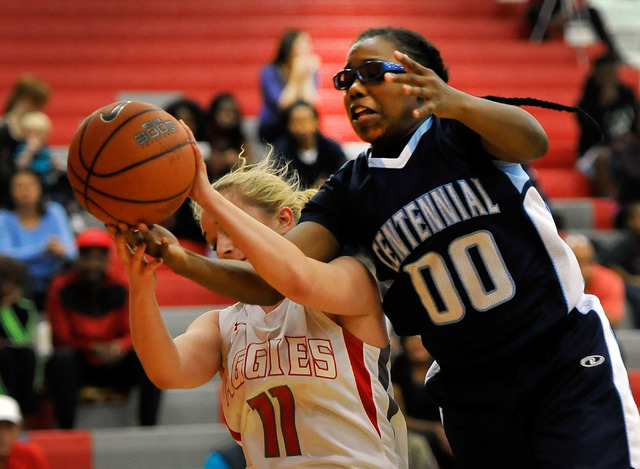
67;101;196;225
81;182;192;225
84;182;192;204
85;106;161;182
90;139;191;178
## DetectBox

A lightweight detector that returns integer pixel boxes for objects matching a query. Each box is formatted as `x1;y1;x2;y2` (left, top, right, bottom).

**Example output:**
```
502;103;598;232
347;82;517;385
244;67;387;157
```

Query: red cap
76;228;112;250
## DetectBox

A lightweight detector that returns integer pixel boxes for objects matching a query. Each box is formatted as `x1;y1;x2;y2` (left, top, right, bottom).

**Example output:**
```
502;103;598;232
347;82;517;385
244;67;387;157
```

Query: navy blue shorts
425;295;640;468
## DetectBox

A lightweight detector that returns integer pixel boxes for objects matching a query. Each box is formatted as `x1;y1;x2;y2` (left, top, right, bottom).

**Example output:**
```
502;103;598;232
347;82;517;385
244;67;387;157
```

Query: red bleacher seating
535;168;592;199
27;430;93;469
0;0;593;153
628;369;640;409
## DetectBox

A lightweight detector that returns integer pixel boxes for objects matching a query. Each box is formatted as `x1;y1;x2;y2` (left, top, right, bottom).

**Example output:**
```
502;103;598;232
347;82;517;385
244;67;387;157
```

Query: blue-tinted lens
333;61;405;90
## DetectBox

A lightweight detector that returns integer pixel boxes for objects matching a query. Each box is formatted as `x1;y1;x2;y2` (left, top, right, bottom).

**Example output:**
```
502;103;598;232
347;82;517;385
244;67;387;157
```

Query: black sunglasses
333;61;406;90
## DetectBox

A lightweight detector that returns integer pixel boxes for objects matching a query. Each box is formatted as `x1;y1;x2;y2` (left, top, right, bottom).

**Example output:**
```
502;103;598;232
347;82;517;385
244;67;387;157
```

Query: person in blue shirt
0;169;77;310
258;29;320;144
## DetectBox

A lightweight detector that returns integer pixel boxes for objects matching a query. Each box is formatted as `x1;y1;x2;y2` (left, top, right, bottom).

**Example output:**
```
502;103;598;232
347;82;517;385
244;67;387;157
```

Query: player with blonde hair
109;141;408;468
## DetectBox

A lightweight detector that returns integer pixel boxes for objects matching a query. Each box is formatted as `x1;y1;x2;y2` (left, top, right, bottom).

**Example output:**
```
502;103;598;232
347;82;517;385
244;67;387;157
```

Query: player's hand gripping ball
67;101;196;225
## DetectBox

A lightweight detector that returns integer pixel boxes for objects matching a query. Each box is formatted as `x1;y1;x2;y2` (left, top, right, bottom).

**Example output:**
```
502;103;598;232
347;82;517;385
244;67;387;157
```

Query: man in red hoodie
44;228;161;429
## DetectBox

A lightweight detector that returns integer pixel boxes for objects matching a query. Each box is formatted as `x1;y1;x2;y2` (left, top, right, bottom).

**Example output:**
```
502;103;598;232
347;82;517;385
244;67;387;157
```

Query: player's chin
351;122;384;144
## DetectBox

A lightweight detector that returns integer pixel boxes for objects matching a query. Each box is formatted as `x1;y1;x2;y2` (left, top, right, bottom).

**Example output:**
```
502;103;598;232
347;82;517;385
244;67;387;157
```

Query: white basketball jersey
218;299;408;469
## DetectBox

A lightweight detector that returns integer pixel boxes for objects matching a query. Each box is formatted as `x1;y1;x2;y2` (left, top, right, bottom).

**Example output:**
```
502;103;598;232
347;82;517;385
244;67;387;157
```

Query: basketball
67;100;196;226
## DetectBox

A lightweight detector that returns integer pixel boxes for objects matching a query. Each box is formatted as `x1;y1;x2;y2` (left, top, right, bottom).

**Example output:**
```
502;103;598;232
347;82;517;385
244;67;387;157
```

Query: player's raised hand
138;223;180;255
178;119;212;207
106;224;162;294
386;50;464;120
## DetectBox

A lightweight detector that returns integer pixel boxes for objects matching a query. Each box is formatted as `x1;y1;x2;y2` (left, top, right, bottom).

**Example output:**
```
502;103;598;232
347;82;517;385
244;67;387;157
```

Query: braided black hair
483;95;603;144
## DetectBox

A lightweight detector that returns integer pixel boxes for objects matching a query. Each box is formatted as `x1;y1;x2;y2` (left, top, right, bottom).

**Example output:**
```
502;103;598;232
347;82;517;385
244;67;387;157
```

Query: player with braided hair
132;26;638;468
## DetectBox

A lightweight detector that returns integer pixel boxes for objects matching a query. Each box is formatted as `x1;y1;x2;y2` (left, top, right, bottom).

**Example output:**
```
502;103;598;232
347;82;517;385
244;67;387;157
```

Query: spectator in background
611;120;640;209
258;29;320;144
0;256;40;421
0;395;50;469
13;111;55;193
13;110;75;218
273;100;347;189
604;202;640;328
164;98;206;141
205;93;252;181
0;75;50;209
575;53;640;197
0;170;77;311
44;228;162;429
392;335;454;469
564;233;626;328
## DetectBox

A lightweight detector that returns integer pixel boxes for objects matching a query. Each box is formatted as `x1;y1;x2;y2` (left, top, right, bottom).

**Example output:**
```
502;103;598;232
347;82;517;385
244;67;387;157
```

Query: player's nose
215;233;244;261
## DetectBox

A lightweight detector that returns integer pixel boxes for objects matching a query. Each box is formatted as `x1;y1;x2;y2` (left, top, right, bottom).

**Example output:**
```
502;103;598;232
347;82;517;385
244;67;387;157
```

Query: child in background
0;395;49;468
13;111;53;191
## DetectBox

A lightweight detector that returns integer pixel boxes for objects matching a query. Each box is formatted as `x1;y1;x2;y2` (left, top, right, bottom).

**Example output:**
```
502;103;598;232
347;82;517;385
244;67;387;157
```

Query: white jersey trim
522;184;583;312
577;294;640;466
367;117;433;169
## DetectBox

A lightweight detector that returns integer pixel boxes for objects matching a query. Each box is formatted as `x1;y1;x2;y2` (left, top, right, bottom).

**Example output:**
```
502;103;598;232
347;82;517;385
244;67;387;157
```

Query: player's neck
369;118;428;158
260;298;286;314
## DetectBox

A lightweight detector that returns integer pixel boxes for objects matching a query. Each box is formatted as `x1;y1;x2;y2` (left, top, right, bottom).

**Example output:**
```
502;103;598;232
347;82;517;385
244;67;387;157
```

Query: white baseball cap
0;395;22;425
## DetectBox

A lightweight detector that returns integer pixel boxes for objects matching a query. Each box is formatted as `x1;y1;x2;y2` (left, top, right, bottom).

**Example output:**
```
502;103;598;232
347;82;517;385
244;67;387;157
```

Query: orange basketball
67;101;196;226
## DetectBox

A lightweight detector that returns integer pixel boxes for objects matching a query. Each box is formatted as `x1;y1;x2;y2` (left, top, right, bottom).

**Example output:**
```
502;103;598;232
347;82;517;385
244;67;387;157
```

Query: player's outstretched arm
108;225;222;389
134;223;284;306
199;187;381;319
387;51;549;164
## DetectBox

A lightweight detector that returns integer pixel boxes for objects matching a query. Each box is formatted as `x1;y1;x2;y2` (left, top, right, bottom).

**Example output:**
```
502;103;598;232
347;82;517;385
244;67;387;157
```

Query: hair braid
482;95;603;144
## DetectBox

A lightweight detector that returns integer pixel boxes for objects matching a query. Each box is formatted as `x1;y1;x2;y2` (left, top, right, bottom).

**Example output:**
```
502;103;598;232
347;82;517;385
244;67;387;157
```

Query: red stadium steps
0;15;522;42
27;430;93;469
1;0;514;18
0;38;585;69
534;168;592;199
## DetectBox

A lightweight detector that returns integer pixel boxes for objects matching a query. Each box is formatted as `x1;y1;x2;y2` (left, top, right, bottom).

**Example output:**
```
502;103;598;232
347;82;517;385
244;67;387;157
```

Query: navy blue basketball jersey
300;117;584;371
